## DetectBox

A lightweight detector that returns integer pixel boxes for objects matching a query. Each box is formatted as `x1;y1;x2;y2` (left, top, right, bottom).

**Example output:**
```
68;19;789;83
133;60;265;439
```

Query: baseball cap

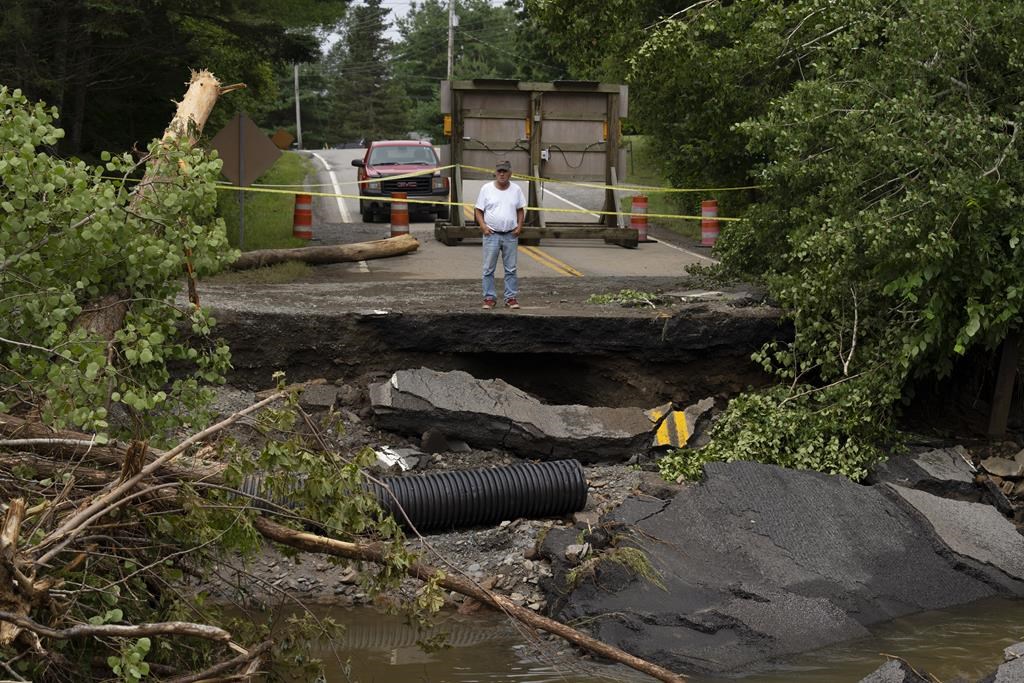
495;160;511;172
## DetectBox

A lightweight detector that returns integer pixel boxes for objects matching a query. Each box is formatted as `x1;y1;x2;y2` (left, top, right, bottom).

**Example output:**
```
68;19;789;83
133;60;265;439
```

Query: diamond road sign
209;113;281;186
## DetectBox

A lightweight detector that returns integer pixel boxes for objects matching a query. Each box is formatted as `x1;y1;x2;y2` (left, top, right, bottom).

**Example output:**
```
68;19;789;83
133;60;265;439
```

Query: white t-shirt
475;181;527;232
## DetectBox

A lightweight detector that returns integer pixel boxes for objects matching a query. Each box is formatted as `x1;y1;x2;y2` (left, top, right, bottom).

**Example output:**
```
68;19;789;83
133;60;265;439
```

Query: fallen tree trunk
0;413;224;483
253;516;687;683
229;234;419;270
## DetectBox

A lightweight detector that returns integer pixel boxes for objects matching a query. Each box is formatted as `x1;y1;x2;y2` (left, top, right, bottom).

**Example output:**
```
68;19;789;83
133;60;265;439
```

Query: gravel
201;385;647;611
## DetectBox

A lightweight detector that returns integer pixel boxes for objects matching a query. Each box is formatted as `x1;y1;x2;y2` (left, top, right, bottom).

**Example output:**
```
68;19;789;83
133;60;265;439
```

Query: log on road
229;233;419;270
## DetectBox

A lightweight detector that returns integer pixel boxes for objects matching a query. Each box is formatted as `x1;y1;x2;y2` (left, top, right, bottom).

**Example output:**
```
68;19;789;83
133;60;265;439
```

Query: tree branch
165;639;272;683
0;611;231;643
253;516;687;683
982;120;1018;179
34;387;292;566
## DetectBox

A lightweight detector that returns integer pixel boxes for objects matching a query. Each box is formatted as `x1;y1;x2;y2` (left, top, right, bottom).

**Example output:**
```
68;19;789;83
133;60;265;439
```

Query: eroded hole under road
208;304;782;408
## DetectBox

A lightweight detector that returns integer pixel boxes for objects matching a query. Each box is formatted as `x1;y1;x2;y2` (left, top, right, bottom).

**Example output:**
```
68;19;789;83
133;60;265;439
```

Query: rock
420;428;449;453
636;471;685;500
447;439;472;453
374;445;420;471
572;510;601;527
457;598;483;615
332;382;362;407
564;543;590;564
549;461;1022;675
993;655;1024;683
682;397;716;448
299;384;339;409
982;457;1024;479
868;446;977;496
857;659;931;682
888;485;1024;586
369;368;654;462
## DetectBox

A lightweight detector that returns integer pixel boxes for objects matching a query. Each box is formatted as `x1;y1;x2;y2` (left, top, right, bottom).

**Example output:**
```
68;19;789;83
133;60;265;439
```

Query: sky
319;0;423;48
321;0;504;49
382;0;417;39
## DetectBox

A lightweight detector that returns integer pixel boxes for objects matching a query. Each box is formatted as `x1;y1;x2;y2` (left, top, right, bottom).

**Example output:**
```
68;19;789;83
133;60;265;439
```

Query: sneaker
482;298;496;309
505;298;520;309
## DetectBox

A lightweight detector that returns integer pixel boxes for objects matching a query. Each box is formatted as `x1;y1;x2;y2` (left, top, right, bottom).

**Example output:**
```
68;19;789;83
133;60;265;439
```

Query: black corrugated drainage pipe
368;459;588;532
240;459;588;533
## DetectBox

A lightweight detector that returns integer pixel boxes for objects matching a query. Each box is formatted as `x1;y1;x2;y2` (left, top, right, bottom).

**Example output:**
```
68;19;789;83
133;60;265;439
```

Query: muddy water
288;597;1021;682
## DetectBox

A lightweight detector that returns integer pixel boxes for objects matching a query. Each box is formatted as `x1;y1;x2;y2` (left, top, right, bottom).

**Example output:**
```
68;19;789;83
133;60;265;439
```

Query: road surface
301;148;715;283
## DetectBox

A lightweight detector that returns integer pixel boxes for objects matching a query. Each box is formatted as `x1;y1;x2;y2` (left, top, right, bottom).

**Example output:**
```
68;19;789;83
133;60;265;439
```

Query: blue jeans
482;232;518;301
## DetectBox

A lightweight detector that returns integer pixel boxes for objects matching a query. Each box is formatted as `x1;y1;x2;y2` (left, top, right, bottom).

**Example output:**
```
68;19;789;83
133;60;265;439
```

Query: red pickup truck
351;140;450;222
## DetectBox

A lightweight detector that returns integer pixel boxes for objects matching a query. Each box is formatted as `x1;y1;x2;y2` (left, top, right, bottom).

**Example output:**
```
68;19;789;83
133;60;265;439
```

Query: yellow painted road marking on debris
654;411;690;448
520;245;583;277
645;403;673;424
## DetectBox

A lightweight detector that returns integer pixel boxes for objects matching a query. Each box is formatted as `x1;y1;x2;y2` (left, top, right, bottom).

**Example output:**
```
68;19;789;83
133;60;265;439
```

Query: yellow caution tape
100;164;458;190
213;183;743;222
460;164;761;194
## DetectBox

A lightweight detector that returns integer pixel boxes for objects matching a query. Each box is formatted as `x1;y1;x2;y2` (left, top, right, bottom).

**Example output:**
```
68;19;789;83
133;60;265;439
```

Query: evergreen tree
392;0;568;140
327;0;410;143
0;0;349;156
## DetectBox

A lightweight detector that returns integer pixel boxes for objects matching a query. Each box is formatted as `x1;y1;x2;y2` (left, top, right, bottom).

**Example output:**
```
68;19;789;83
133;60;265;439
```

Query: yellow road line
463;206;583;277
519;245;583;277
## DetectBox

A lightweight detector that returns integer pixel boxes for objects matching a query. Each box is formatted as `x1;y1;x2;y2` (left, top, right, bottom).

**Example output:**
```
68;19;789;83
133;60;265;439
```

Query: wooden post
987;332;1021;438
528;91;543;227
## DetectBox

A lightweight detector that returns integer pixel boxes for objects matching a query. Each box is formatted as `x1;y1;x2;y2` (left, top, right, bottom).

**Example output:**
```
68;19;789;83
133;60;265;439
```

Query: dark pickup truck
352;140;450;222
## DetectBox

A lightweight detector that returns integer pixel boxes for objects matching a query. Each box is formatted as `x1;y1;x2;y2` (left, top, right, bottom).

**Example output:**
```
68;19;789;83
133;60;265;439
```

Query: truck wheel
435;205;450;220
359;200;372;223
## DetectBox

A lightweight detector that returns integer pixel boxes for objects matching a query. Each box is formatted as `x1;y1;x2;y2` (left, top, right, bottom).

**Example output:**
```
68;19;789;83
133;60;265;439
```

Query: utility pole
447;0;456;81
293;64;303;150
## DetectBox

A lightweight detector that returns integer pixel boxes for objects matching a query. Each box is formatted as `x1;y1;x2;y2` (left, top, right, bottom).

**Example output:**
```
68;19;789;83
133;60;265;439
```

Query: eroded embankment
193;281;1024;680
200;280;783;406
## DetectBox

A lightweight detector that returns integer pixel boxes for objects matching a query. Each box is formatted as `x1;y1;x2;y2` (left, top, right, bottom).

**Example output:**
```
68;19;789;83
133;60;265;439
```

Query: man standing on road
475;160;526;310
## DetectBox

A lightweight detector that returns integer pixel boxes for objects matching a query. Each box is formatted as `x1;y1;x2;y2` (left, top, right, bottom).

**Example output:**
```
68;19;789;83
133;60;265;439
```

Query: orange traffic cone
390;192;409;237
292;193;313;239
630;195;649;242
701;199;719;247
